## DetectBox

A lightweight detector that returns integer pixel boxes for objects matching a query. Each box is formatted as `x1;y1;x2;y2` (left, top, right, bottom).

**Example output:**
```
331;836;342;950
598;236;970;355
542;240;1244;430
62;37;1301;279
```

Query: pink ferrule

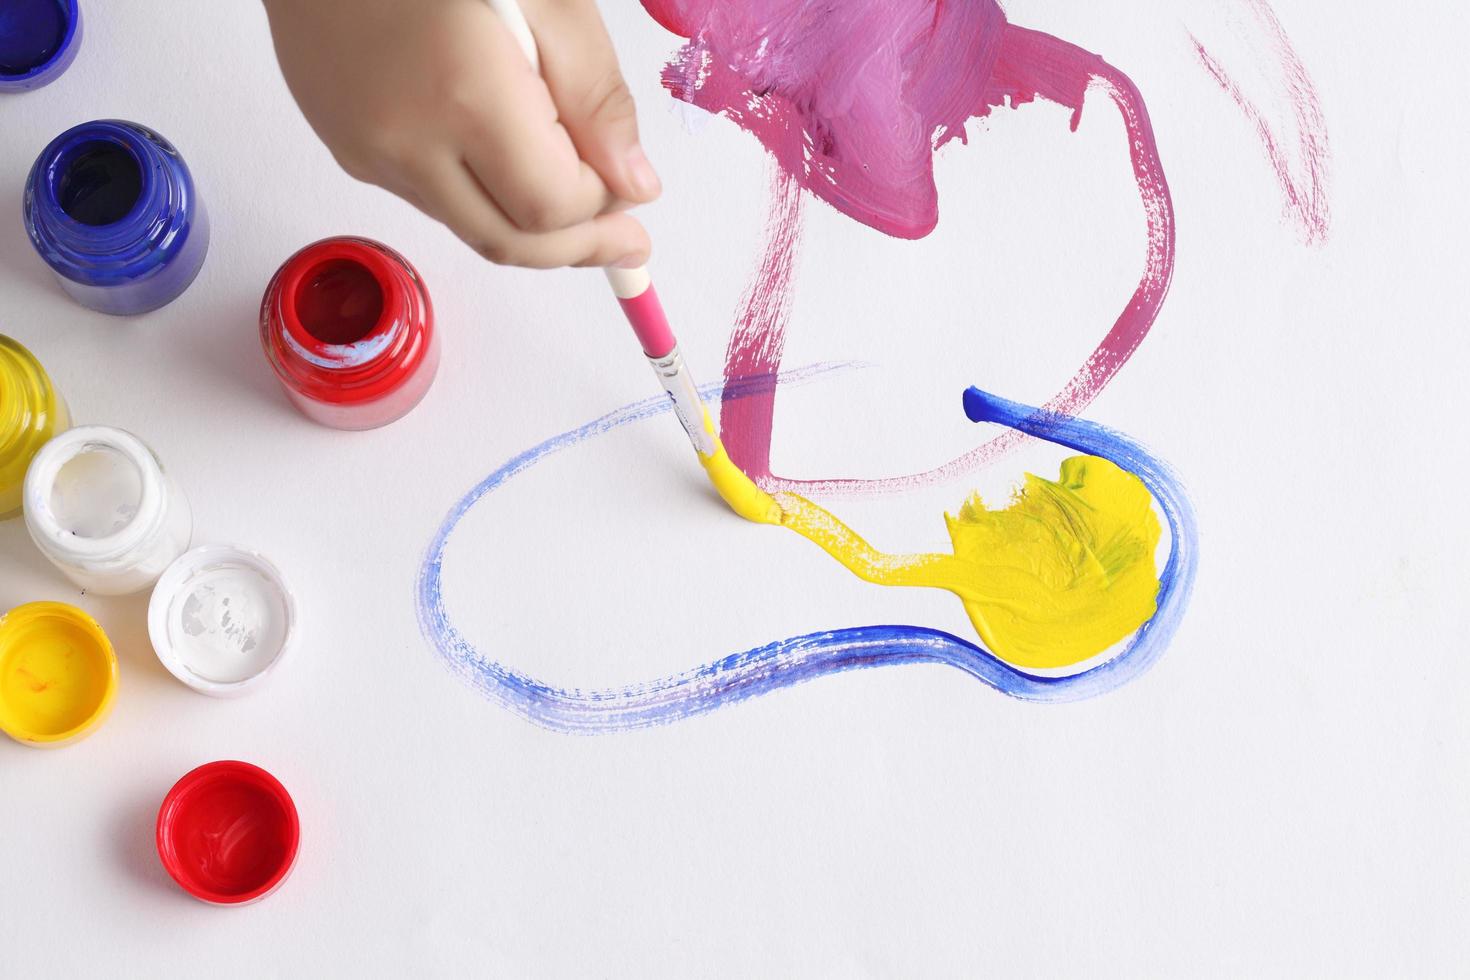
616;284;677;359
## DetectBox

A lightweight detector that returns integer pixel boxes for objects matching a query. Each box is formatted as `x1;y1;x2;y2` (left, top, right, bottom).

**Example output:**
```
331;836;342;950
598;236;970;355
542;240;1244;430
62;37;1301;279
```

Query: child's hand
263;0;659;269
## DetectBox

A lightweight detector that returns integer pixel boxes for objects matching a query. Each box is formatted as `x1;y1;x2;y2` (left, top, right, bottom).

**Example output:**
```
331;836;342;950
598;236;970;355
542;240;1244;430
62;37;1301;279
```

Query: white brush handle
486;0;540;73
488;0;773;522
485;0;719;465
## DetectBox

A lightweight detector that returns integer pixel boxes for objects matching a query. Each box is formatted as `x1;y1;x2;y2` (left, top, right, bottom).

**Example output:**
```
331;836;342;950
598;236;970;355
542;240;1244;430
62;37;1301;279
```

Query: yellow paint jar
1;335;70;518
0;602;117;747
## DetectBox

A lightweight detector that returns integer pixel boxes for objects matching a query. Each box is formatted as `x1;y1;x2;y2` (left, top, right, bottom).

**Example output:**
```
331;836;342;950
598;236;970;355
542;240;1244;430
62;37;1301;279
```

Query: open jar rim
23;425;169;566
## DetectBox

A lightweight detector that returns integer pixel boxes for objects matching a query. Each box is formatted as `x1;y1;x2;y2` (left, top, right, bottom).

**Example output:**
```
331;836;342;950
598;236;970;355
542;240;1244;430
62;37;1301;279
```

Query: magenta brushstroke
1191;0;1331;245
652;0;1007;238
641;2;1176;495
718;169;805;487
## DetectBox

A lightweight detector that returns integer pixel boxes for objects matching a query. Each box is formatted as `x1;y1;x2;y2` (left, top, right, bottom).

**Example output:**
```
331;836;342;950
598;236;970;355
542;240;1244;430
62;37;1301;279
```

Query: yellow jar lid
0;602;117;747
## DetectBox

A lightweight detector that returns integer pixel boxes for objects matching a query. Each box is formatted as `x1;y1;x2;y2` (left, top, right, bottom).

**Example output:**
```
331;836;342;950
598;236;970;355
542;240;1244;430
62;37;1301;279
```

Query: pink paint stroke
1191;0;1331;245
719;168;805;483
640;0;1176;495
654;0;1008;238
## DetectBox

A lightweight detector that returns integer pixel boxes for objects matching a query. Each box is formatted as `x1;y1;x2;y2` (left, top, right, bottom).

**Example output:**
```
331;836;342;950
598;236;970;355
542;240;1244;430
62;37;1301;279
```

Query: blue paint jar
24;119;209;315
0;0;82;92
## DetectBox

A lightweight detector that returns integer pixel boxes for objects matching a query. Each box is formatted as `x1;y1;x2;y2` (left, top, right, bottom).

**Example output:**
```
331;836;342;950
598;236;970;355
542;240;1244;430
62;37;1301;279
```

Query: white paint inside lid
149;546;295;695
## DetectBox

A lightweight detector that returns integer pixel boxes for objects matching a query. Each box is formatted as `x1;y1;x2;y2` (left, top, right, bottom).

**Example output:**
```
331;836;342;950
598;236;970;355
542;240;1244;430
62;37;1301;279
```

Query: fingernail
614;253;646;269
626;146;661;200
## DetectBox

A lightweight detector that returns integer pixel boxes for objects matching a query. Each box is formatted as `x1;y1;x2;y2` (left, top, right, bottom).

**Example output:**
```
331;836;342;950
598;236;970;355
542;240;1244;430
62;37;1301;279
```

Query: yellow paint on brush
774;456;1162;669
0;602;117;747
696;410;783;525
1;335;71;517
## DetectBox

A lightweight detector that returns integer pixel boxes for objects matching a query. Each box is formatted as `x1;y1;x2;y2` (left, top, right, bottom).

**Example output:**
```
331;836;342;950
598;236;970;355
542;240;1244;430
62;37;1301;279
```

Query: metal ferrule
647;345;717;456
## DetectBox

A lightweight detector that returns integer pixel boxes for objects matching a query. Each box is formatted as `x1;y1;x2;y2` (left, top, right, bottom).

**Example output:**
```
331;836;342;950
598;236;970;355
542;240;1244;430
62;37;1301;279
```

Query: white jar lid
148;545;296;697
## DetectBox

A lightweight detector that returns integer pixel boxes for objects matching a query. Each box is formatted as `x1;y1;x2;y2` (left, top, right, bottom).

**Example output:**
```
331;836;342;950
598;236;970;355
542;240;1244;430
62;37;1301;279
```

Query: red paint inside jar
294;258;385;346
156;760;299;905
260;236;439;430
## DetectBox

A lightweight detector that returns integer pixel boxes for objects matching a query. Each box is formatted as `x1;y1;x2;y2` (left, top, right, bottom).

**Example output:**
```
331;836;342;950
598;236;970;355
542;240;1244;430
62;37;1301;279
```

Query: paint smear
691;394;1160;667
776;455;1161;669
1191;0;1331;245
650;0;1006;238
640;0;1176;493
697;410;1164;666
172;571;286;685
695;408;783;524
416;366;1197;733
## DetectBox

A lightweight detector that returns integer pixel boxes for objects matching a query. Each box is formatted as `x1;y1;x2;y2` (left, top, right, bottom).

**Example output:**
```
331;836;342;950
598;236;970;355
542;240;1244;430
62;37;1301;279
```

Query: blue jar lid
0;0;82;93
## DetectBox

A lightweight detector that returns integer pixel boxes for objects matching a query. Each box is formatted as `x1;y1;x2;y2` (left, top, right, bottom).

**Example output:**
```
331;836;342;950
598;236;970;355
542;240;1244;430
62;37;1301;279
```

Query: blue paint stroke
417;371;1198;734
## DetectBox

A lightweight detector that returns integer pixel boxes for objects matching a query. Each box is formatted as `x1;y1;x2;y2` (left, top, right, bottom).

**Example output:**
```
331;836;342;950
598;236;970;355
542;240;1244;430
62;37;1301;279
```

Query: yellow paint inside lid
0;335;70;518
0;602;117;747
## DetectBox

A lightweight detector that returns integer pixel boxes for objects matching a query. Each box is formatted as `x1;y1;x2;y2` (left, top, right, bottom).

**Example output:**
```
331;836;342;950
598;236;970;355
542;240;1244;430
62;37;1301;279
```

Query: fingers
293;0;658;270
525;0;662;205
455;14;622;233
406;153;651;269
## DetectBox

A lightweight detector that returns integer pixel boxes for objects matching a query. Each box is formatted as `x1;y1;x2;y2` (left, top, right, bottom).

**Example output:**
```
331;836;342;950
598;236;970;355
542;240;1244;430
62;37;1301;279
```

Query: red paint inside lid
156;760;299;904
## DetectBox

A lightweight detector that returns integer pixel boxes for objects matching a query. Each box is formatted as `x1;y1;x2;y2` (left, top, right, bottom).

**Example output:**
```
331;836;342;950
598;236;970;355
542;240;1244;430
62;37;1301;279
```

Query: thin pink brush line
719;41;1175;497
716;169;805;482
1191;0;1331;244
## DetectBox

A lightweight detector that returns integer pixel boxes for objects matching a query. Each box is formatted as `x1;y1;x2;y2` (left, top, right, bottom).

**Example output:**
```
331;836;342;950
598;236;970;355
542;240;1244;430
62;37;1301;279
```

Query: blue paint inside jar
54;140;143;225
0;0;82;91
24;119;210;316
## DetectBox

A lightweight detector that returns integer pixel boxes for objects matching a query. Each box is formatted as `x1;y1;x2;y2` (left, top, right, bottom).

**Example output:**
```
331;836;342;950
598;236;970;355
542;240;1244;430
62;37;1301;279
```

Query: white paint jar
23;425;192;595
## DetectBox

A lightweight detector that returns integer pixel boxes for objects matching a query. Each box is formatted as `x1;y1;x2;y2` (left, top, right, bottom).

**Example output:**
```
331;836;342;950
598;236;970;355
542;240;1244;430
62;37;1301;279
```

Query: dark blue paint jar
24;120;209;315
0;0;82;92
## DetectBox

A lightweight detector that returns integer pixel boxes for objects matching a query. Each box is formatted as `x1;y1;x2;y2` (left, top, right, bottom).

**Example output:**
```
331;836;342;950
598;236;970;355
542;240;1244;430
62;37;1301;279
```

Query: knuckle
329;144;376;183
513;190;574;233
371;124;413;156
473;237;558;269
578;69;636;124
473;239;516;266
440;73;488;123
333;129;407;182
363;139;406;173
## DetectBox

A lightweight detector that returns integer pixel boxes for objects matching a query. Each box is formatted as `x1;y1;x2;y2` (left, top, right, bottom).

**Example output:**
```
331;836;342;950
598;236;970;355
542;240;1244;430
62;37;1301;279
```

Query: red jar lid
156;760;300;904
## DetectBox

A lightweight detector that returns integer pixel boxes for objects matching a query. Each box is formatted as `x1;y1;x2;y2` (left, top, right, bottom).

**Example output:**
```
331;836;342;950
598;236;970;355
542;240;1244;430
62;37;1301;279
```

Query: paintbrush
486;0;781;525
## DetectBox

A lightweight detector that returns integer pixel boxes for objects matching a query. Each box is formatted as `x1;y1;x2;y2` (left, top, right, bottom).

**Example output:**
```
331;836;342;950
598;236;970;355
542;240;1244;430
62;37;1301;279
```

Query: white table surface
2;1;1467;975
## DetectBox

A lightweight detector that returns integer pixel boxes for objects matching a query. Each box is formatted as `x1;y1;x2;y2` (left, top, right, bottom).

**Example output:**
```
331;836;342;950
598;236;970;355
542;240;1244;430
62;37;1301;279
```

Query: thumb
525;0;661;204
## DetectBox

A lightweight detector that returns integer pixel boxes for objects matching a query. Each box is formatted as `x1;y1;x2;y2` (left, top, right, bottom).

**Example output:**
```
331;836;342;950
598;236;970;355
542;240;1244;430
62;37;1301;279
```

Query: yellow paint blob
0;602;118;747
1;335;71;517
696;411;783;525
774;456;1162;669
692;411;1158;668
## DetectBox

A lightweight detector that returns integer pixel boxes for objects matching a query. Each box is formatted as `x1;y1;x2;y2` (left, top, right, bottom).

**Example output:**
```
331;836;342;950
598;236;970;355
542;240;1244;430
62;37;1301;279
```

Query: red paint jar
155;760;300;905
260;236;439;429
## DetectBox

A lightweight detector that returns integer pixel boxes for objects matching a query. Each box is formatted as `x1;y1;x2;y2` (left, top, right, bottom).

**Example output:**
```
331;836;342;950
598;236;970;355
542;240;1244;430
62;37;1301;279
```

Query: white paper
2;1;1466;975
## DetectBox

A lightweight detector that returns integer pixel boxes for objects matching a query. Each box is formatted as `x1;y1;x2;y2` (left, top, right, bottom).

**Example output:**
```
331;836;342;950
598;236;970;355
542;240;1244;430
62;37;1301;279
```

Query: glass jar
0;0;82;93
259;236;439;430
1;334;70;518
24;119;209;315
23;425;192;595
